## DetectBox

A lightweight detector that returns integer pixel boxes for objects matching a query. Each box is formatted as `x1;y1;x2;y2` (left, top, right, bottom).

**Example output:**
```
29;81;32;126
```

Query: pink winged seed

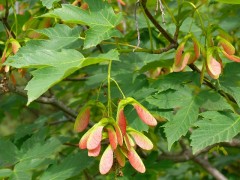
79;131;91;149
99;145;114;175
115;148;126;167
114;124;123;146
107;126;118;150
117;109;127;136
207;56;221;79
130;131;153;150
74;108;90;132
88;144;101;157
134;104;157;126
222;51;240;62
219;39;235;55
175;43;185;66
87;126;104;150
173;52;190;72
128;148;146;173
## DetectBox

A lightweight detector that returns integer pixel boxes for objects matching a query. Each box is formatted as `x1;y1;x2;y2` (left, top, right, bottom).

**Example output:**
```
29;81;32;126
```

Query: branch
10;86;78;118
140;0;176;44
193;157;227;180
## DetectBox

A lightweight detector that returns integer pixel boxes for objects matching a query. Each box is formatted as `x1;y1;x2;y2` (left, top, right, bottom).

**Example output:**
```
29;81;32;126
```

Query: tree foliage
0;0;240;179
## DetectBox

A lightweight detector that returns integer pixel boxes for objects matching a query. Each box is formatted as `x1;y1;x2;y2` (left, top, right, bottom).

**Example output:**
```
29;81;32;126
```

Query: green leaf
220;63;240;106
146;88;193;109
40;152;94;180
19;137;62;161
42;0;122;48
0;169;12;178
216;0;240;4
0;140;20;167
196;90;233;111
5;47;119;104
191;112;240;154
41;0;60;9
10;171;32;180
164;98;199;150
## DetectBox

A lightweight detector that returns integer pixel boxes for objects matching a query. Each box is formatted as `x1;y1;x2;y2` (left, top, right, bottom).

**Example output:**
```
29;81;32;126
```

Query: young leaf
127;148;146;173
99;145;113;175
74;107;90;132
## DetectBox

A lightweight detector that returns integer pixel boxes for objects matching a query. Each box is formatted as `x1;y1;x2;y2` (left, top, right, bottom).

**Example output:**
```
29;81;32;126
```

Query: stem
107;60;112;117
110;78;126;99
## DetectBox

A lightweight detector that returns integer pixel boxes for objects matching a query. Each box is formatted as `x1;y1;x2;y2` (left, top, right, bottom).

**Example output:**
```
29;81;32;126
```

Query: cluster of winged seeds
74;97;157;174
173;33;240;79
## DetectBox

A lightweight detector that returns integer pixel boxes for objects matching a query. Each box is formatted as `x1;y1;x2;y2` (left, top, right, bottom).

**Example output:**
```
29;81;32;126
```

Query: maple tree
0;0;240;179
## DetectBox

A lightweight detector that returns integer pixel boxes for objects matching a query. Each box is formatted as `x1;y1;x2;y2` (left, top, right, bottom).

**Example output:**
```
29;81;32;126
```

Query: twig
140;0;175;44
10;86;78;118
134;0;141;51
1;0;16;38
193;157;227;180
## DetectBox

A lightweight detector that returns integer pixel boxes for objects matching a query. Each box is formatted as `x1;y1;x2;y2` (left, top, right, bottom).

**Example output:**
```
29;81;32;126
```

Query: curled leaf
74;107;90;132
133;104;157;126
99;145;113;175
87;126;104;150
128;148;146;173
88;144;101;157
129;130;153;150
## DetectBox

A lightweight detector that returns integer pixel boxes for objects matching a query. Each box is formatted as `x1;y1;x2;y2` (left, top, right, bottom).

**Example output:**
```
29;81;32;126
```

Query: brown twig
140;0;176;44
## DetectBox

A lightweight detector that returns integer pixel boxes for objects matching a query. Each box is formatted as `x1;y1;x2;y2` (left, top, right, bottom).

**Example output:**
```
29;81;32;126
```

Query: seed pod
117;108;127;136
